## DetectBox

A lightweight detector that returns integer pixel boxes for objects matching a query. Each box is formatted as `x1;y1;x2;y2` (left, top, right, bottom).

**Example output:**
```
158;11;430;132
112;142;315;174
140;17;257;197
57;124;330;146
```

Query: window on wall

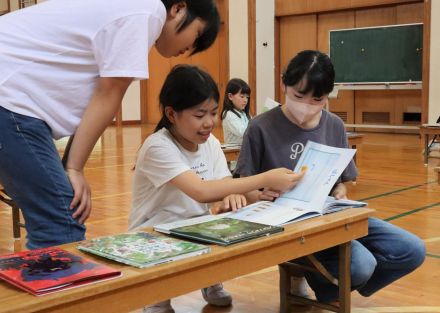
19;0;36;9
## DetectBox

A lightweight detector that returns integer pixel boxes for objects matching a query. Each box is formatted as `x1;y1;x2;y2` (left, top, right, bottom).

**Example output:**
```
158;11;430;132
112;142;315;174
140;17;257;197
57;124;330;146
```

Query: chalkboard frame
329;23;423;85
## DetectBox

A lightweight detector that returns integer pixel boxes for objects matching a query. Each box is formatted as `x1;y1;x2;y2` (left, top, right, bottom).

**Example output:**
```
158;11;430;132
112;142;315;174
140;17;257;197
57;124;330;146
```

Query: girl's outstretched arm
170;167;305;203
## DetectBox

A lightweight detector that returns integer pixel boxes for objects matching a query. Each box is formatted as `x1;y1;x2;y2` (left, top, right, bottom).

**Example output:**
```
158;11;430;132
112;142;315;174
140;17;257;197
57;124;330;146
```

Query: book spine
170;231;227;246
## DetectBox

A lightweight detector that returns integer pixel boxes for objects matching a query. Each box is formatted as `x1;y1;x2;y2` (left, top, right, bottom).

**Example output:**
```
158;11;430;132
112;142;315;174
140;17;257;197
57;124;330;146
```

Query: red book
0;247;121;296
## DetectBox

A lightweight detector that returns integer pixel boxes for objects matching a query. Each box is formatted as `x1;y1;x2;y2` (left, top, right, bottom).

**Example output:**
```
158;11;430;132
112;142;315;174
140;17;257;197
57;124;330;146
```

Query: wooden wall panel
278;14;317;103
354;4;423;133
354;6;398;132
276;1;424;133
355;6;397;27
144;49;172;125
276;0;420;17
248;0;256;116
318;11;356;125
396;2;424;22
422;0;431;124
395;2;424;132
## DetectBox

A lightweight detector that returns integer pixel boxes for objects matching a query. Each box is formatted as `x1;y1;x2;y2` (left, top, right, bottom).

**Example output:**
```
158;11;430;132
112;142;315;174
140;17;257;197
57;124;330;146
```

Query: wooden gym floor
0;125;439;313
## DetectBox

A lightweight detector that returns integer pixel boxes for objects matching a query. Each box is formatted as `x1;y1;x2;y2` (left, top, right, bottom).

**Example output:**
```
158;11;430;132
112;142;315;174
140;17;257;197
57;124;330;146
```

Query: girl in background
221;78;251;145
130;65;304;313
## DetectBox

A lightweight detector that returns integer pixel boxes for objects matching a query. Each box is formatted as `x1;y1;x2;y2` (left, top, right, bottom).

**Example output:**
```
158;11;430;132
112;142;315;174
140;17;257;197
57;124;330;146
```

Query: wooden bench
0;208;374;313
419;125;440;165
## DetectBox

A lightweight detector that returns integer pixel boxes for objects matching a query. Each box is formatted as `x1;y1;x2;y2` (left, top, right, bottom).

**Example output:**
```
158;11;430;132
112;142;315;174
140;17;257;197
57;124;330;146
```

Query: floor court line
358;180;437;202
352;307;440;313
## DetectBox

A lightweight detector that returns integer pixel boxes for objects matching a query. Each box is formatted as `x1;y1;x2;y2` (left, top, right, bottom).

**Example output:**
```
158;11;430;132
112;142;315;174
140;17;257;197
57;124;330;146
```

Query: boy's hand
213;194;247;214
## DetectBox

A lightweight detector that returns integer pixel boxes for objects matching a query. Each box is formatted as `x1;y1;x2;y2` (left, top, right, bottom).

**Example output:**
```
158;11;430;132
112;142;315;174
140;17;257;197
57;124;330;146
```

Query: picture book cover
0;247;121;296
77;232;210;268
170;217;284;246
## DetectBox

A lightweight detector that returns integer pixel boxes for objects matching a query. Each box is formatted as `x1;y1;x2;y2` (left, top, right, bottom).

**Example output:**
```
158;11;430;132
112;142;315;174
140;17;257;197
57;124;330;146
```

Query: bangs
298;67;334;98
239;84;251;95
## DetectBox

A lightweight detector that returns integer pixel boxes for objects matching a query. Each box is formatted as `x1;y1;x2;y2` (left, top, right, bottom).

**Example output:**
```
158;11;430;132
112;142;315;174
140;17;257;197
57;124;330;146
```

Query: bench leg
279;265;291;313
424;134;429;165
12;206;21;239
338;242;351;313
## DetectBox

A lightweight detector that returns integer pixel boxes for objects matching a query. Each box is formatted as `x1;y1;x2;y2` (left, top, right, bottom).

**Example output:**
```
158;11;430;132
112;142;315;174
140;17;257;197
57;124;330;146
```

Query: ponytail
154;116;171;133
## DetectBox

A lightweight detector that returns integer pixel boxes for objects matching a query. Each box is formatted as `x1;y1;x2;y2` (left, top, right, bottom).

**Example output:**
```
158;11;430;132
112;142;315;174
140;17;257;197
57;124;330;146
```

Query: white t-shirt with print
129;128;232;230
0;0;165;139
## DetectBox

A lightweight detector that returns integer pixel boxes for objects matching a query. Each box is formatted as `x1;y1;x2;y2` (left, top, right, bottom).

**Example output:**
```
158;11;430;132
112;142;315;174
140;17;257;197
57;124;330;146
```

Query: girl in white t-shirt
0;0;220;250
130;65;304;313
221;78;252;145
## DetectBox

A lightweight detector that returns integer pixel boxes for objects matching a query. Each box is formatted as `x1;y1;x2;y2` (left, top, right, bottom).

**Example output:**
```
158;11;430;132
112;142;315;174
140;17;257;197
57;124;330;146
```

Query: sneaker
290;276;310;298
143;300;175;313
201;283;232;306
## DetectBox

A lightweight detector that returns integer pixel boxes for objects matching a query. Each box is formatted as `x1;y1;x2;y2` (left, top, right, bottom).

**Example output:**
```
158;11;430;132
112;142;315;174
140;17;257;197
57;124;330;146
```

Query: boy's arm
66;77;133;223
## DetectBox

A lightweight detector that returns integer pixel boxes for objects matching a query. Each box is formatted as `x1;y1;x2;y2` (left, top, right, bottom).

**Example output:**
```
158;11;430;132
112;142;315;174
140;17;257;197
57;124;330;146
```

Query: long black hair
161;0;220;54
282;50;335;98
220;78;251;120
155;64;220;132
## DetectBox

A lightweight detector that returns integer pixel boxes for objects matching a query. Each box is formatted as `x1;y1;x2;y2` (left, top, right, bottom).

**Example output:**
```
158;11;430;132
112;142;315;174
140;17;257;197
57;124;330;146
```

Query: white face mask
284;94;325;125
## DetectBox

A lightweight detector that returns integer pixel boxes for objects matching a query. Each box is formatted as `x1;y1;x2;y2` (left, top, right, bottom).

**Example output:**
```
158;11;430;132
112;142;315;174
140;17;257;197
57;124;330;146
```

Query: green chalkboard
329;23;423;84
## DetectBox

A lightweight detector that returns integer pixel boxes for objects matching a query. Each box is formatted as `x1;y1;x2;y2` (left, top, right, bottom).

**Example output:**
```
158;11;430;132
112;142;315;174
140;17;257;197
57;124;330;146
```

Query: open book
77;232;209;268
228;196;366;226
229;141;366;225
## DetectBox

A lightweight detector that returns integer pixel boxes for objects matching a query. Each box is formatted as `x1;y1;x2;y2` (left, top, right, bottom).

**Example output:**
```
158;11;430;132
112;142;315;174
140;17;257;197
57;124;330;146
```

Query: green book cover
171;217;284;246
77;232;209;268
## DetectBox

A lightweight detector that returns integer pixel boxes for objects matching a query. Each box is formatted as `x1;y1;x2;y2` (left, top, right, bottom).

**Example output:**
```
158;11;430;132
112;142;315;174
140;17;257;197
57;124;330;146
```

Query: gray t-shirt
235;107;358;183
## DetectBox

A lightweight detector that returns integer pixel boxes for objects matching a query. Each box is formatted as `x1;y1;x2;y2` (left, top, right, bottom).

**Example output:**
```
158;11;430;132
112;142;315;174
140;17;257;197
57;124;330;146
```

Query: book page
274;141;356;213
228;201;321;226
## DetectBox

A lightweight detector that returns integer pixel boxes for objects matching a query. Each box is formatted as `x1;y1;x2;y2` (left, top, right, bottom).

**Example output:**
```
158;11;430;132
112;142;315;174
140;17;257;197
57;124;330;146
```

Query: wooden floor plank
1;126;439;312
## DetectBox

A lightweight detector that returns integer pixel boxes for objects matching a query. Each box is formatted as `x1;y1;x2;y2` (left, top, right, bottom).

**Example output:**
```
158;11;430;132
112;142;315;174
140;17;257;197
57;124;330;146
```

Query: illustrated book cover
77;231;209;268
155;216;283;246
0;247;121;296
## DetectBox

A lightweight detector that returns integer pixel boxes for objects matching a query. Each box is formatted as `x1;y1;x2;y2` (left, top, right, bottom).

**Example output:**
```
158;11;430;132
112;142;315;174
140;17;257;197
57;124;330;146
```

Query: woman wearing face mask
234;50;425;304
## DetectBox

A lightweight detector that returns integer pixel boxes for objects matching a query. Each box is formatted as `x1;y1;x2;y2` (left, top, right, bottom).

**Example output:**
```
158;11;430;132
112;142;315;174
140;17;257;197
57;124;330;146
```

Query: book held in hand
0;247;121;296
228;141;367;225
77;232;210;268
155;216;284;246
